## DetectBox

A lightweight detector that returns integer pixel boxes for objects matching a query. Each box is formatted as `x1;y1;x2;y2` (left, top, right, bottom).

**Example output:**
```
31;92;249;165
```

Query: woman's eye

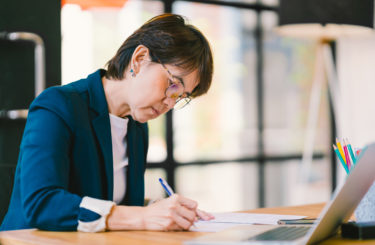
169;83;179;90
170;93;179;99
169;78;178;85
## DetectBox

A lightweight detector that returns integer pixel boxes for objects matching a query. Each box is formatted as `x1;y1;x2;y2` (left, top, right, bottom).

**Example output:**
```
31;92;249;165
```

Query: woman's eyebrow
164;66;185;86
168;70;185;86
174;75;185;86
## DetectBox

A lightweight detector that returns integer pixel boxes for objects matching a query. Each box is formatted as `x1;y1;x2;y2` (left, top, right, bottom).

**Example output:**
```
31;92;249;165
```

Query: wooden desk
1;203;374;245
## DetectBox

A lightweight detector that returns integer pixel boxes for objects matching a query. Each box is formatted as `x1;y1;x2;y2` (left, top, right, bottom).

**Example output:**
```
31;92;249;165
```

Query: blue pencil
333;144;349;174
345;138;357;165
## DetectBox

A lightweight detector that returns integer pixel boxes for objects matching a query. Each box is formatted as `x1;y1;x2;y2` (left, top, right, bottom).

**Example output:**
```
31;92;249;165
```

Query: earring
130;68;136;77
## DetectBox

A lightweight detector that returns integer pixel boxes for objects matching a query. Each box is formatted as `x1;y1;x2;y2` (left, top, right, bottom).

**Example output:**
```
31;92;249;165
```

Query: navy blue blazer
0;69;148;231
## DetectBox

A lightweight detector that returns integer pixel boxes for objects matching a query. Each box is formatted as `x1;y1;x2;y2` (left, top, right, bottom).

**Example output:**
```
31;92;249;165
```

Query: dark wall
0;0;61;222
0;0;61;109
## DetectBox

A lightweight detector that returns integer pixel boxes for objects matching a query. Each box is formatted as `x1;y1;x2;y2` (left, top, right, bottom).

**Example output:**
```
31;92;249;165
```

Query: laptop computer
185;142;375;245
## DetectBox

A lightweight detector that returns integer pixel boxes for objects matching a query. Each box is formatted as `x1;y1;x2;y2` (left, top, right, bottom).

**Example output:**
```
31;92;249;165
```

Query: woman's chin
132;108;160;123
138;118;149;123
132;113;153;123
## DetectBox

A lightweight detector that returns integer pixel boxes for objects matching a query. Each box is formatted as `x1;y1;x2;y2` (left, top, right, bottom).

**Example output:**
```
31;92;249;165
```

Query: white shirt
109;113;129;204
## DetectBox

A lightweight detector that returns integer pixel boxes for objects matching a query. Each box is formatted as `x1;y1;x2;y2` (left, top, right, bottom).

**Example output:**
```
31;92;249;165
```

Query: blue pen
159;178;175;196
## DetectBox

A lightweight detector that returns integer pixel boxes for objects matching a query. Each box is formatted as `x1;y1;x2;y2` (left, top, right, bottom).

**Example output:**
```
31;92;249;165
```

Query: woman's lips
152;107;160;116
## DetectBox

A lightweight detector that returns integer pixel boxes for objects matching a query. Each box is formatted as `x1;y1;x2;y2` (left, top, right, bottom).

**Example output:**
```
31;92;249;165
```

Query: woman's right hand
141;194;198;231
106;194;199;231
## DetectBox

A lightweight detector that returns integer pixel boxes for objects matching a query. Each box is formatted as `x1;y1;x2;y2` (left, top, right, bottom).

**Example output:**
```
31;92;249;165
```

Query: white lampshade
276;0;374;40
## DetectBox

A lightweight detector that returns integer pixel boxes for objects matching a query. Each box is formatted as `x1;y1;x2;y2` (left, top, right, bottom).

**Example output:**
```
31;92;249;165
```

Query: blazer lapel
126;117;145;206
88;70;113;200
92;115;113;200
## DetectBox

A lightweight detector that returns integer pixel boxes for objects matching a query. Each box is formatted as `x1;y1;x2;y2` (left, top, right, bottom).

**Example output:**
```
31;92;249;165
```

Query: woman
1;13;214;232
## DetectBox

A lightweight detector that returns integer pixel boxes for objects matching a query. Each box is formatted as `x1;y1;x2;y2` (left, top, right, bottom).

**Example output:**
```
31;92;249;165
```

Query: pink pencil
343;144;351;170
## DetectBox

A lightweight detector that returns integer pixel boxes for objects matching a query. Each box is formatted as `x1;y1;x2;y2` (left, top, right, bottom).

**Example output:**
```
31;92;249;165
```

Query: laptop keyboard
247;226;311;241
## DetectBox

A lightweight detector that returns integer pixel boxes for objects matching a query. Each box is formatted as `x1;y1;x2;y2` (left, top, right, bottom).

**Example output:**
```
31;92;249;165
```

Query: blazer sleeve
19;88;113;231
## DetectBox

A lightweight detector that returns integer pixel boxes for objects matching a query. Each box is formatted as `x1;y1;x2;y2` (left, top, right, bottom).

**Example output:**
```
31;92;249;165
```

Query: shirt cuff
77;196;115;232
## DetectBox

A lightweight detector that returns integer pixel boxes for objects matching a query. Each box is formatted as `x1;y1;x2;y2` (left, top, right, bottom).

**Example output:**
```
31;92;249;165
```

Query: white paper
208;212;306;225
189;222;249;232
190;212;306;232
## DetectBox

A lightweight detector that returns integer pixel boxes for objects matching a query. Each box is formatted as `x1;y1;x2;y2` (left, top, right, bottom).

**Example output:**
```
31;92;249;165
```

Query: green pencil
345;138;356;165
333;144;349;174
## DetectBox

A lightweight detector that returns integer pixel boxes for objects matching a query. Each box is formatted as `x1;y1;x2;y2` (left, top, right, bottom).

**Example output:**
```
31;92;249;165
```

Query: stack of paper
190;213;306;232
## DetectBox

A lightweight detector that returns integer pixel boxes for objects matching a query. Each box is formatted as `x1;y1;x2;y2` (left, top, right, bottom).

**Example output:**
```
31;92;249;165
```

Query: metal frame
147;0;332;207
0;32;46;120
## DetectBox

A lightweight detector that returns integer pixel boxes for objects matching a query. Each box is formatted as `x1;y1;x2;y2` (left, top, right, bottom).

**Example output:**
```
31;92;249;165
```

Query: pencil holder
354;180;375;222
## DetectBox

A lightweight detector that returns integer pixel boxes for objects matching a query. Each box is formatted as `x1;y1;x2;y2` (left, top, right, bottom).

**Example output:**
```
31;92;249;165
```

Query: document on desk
190;212;306;232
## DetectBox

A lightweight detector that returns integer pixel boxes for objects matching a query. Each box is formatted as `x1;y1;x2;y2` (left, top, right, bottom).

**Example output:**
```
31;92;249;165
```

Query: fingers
171;195;214;220
172;194;198;210
169;195;197;230
196;209;215;221
176;203;197;224
172;209;194;230
142;194;209;231
170;195;215;229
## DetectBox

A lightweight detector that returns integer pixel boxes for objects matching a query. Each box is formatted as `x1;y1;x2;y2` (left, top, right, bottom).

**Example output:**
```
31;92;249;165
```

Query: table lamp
275;0;374;181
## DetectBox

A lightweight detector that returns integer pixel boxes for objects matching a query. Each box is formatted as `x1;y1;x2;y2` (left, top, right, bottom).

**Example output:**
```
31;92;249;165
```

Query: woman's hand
197;209;215;221
106;194;214;231
142;194;199;231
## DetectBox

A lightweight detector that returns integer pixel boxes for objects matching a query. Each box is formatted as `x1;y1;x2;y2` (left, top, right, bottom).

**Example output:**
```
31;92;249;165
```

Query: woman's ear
130;45;151;75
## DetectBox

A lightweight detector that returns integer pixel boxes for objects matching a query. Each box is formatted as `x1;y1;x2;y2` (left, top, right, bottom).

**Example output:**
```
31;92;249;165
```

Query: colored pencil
345;138;356;165
343;143;351;170
333;144;349;174
336;138;346;164
356;148;362;157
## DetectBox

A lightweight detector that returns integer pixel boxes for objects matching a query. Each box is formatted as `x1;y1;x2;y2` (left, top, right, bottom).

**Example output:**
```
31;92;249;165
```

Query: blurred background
1;0;375;222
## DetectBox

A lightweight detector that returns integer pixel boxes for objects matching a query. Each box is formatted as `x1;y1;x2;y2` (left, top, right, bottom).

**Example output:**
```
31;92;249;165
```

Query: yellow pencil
336;138;346;164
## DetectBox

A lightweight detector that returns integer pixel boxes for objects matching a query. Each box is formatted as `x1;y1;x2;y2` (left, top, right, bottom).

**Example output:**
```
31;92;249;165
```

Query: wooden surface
1;203;374;245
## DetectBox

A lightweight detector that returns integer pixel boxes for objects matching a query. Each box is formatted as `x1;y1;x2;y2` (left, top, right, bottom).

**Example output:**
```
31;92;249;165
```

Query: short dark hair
105;13;213;98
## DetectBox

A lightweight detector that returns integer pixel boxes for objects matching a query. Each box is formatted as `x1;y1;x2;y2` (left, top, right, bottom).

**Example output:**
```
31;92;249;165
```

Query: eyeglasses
159;62;192;110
